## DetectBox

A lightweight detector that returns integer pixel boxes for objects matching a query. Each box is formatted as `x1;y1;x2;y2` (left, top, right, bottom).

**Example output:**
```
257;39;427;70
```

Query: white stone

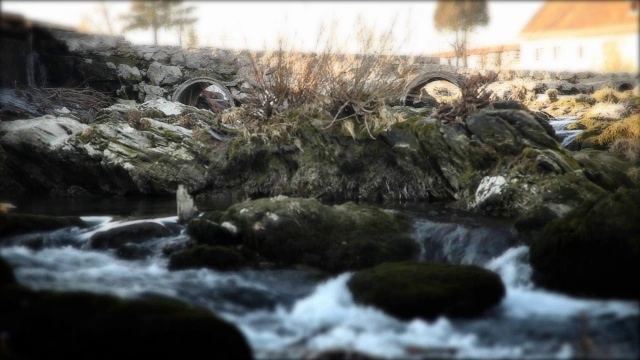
221;221;238;235
474;175;507;207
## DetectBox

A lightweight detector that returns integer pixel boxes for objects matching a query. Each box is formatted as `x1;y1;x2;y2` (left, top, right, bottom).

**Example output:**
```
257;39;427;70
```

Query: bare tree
434;0;489;68
120;0;188;45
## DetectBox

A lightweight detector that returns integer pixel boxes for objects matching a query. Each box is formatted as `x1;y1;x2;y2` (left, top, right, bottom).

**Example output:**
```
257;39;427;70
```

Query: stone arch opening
172;77;234;112
617;83;633;92
404;72;464;107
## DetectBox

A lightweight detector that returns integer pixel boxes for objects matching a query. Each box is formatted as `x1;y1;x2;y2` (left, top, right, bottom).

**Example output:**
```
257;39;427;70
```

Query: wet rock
188;214;240;247
530;188;640;299
0;256;16;286
193;196;419;272
117;63;142;84
347;261;505;320
140;83;165;102
168;244;246;271
147;61;183;86
116;243;154;260
307;350;381;360
466;109;559;155
0;286;253;359
0;103;211;196
0;213;86;238
89;222;173;249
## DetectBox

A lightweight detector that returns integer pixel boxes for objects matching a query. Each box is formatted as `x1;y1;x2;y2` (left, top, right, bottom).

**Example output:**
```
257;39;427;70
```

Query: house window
535;48;543;61
578;46;583;58
553;47;561;59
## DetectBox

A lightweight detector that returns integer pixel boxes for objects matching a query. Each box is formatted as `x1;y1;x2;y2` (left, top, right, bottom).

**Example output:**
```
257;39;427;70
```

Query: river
0;197;637;359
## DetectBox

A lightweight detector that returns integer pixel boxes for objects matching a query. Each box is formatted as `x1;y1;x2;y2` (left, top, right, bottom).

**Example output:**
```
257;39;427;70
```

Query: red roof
520;1;639;39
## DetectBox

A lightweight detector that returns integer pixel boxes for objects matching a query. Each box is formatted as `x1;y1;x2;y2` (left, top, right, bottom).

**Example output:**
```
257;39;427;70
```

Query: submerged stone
347;261;505;320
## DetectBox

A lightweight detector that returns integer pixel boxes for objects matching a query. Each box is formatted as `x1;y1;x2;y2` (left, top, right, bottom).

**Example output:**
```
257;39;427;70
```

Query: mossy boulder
0;256;16;286
466;109;559;155
347;261;505;320
89;222;173;249
0;286;253;359
169;245;247;271
572;149;635;192
529;188;640;299
0;213;86;238
190;197;419;273
187;211;240;246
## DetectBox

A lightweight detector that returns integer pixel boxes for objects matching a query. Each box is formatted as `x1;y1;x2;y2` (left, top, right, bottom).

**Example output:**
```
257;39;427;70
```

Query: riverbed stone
529;188;640;299
0;286;253;359
0;213;86;238
193;196;420;272
0;256;16;286
347;261;505;320
89;222;173;249
168;244;247;271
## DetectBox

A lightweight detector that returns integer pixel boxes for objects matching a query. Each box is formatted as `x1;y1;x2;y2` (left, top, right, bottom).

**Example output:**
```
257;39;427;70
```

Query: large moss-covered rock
0;286;253;359
0;213;86;238
529;188;640;299
190;196;419;272
168;245;247;271
347;262;505;320
0;100;218;196
89;222;173;249
0;256;16;286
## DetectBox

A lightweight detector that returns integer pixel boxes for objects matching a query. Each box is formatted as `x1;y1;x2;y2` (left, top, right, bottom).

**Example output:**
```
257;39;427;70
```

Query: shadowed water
1;199;638;359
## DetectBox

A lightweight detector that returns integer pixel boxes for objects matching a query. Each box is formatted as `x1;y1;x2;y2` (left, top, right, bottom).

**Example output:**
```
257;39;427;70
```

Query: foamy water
1;213;638;359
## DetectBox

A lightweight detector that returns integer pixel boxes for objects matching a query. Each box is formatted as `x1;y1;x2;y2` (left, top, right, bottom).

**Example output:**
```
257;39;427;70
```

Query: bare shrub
239;20;413;140
609;138;640;162
434;72;497;124
626;167;640;184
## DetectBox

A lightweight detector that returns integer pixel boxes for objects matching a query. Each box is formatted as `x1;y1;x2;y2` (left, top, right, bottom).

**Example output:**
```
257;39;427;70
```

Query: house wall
438;50;520;70
519;33;639;72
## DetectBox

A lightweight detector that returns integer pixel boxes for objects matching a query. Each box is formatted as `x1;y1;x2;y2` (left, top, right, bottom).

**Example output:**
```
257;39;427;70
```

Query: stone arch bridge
1;17;638;112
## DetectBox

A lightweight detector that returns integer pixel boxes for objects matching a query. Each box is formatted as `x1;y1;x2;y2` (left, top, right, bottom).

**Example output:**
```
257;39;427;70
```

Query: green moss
347;261;505;320
0;213;86;238
530;188;640;299
219;197;419;272
168;245;246;271
161;130;183;142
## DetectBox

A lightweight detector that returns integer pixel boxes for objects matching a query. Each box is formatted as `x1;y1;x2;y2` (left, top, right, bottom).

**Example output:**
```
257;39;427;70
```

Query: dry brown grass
434;72;497;124
238;21;413;141
583;102;629;121
609;138;640;162
594;114;640;146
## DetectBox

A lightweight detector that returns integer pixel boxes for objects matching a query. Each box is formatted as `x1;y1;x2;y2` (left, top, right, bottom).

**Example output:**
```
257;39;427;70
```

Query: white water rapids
1;212;638;359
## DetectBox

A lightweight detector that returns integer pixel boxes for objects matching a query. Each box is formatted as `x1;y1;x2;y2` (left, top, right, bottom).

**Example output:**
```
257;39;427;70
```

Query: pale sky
2;1;544;54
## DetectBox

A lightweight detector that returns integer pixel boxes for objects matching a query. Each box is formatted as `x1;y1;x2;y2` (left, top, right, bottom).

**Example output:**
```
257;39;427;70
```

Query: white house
518;0;639;72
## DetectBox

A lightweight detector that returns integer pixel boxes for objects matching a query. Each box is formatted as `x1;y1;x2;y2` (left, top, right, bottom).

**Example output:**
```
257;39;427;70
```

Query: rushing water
550;116;582;147
1;199;638;359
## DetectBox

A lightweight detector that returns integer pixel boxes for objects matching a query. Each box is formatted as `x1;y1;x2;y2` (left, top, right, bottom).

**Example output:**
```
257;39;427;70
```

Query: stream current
0;197;637;359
